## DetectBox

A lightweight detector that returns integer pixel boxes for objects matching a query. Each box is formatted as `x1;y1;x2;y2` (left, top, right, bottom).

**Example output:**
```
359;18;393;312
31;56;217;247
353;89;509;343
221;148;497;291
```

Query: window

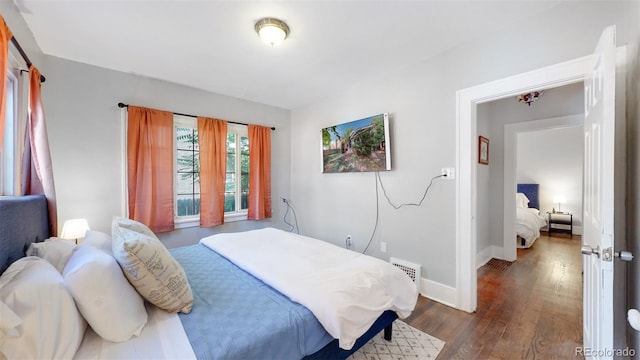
173;118;249;226
1;56;22;196
225;124;249;214
174;116;199;218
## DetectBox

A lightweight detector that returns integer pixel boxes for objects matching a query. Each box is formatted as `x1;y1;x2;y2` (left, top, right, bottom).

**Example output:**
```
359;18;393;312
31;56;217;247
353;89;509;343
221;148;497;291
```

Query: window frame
173;115;200;227
225;123;249;220
173;118;249;229
1;52;26;196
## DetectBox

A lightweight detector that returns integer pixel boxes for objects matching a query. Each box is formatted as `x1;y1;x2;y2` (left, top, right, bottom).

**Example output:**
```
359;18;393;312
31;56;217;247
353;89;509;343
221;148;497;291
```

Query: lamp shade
255;18;289;46
553;195;566;204
60;219;90;241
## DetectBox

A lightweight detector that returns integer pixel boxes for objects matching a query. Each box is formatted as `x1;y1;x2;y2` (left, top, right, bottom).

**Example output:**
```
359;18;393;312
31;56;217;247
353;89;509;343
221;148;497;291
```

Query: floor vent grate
390;257;421;293
483;258;512;272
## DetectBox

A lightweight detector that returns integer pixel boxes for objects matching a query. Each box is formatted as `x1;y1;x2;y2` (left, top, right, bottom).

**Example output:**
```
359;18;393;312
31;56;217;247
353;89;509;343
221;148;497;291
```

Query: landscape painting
321;113;391;173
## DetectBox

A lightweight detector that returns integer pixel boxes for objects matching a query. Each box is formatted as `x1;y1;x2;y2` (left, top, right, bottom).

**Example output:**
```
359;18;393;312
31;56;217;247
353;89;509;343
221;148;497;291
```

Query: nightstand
547;212;573;236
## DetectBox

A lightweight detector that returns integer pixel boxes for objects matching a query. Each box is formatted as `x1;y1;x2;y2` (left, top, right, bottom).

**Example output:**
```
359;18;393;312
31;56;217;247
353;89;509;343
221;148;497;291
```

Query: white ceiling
16;1;561;110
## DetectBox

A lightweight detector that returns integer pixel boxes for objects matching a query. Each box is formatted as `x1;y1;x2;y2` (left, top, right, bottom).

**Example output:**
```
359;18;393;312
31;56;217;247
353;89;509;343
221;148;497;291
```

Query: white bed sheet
516;207;547;248
74;303;195;360
200;227;418;350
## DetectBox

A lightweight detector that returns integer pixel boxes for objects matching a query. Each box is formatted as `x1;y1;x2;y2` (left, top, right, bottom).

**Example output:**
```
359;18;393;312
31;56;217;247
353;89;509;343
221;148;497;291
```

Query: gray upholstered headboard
0;195;50;273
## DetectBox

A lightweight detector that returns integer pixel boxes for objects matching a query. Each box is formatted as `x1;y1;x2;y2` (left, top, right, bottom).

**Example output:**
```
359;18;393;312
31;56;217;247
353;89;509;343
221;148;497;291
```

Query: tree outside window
174;120;248;219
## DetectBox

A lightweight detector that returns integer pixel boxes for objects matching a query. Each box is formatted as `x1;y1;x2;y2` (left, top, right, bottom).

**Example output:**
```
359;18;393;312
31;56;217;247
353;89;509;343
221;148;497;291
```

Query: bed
0;195;417;360
516;184;547;248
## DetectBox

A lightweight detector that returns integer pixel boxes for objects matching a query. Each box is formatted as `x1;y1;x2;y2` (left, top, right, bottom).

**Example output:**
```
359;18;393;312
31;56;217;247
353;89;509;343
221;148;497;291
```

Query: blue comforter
171;244;333;360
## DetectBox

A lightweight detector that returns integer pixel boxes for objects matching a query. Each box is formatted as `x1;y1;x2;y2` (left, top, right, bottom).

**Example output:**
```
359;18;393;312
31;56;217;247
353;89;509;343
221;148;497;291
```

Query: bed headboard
0;195;50;273
517;183;539;210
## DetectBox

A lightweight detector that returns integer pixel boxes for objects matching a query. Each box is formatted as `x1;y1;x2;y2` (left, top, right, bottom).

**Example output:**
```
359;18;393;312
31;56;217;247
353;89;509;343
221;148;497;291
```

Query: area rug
349;320;445;359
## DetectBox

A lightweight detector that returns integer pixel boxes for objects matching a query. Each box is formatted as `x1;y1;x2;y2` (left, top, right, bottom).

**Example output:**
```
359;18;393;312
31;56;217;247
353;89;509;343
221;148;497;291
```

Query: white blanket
200;227;418;350
516;208;547;247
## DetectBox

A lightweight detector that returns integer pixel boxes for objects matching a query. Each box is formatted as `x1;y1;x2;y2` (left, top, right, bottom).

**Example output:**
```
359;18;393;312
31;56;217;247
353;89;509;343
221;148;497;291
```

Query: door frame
455;55;592;312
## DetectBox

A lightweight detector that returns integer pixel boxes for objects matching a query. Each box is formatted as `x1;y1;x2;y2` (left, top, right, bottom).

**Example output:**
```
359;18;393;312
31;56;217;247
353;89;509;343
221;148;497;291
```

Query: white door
582;25;616;358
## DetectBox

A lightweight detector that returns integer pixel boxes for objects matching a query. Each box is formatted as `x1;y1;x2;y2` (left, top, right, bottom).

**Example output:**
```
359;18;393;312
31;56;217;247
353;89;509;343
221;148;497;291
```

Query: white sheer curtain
21;66;57;235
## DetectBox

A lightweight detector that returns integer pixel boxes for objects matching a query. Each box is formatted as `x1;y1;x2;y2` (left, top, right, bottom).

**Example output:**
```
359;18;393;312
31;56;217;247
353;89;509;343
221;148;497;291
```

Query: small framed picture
478;136;489;165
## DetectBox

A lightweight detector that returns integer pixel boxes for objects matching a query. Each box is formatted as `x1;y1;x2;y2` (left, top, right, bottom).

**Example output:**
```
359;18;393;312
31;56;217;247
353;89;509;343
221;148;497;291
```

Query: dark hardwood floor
404;233;583;359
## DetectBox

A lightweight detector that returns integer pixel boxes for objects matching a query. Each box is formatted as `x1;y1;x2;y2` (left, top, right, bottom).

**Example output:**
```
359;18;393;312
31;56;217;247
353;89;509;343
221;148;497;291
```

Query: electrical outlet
380;242;387;253
441;167;455;179
346;235;352;249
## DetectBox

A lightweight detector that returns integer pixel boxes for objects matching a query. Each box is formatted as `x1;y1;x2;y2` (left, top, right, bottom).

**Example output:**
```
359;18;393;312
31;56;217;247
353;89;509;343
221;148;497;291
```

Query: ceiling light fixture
517;91;543;106
255;18;290;47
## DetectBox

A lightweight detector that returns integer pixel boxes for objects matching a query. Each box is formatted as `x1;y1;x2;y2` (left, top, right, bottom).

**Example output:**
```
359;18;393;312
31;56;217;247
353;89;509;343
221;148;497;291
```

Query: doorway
503;116;584;258
474;97;587;348
454;56;591;312
500;84;584;262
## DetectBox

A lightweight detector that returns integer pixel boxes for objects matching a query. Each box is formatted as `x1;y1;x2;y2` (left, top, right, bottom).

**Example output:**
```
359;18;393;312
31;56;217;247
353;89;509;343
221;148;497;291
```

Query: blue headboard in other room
517;183;539;210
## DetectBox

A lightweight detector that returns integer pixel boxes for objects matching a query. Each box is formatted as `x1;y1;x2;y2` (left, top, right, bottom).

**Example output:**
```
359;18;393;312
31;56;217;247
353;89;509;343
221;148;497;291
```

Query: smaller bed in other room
516;184;547;248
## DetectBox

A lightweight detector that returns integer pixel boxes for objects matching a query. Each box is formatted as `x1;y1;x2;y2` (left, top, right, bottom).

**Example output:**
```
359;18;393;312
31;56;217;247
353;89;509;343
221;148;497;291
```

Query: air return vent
390;257;421;293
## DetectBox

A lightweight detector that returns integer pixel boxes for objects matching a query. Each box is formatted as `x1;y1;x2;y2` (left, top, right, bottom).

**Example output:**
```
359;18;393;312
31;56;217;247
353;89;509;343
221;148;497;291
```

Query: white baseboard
420;278;457;308
476;247;492;269
476;245;504;269
572;226;583;235
492;245;507;261
422;245;504;309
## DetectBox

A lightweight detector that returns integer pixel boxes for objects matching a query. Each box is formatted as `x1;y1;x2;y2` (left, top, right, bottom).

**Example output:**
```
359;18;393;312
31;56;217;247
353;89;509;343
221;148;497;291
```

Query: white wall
517;126;583;233
475;105;491;266
290;2;628;299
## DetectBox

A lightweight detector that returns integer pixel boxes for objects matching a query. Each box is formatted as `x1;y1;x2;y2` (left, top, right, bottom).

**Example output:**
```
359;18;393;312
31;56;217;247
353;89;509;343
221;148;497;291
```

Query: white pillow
25;237;76;273
0;257;86;359
516;193;530;209
111;217;193;314
83;230;113;254
63;243;147;342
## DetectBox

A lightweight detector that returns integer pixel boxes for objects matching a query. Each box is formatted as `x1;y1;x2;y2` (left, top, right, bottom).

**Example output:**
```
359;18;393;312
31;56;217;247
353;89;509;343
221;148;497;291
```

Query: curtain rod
117;103;275;131
11;37;45;83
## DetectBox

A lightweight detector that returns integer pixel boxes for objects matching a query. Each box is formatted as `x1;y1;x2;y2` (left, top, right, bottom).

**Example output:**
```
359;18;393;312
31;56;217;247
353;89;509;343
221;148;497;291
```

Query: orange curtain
127;106;174;233
247;125;271;220
198;117;227;227
21;66;58;235
0;17;12;150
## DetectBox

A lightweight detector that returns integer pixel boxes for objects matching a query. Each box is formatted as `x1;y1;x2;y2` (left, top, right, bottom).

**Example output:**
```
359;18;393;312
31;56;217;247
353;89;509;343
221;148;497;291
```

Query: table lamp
553;195;566;213
60;218;90;244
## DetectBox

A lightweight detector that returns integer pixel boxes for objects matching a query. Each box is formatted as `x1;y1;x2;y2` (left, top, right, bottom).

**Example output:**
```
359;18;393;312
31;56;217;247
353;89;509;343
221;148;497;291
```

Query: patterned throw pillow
111;217;193;313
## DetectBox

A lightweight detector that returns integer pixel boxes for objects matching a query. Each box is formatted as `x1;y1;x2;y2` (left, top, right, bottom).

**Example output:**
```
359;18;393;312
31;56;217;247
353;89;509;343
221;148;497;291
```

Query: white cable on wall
282;198;299;234
362;172;445;254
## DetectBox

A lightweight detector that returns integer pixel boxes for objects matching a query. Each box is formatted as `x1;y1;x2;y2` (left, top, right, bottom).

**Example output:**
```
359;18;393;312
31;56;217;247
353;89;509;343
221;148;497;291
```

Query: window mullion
235;134;241;213
191;140;195;215
174;117;200;220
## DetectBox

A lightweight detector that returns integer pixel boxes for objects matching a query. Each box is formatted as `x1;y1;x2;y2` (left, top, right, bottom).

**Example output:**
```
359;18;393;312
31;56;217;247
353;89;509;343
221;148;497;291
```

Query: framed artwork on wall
320;113;391;173
478;135;489;165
